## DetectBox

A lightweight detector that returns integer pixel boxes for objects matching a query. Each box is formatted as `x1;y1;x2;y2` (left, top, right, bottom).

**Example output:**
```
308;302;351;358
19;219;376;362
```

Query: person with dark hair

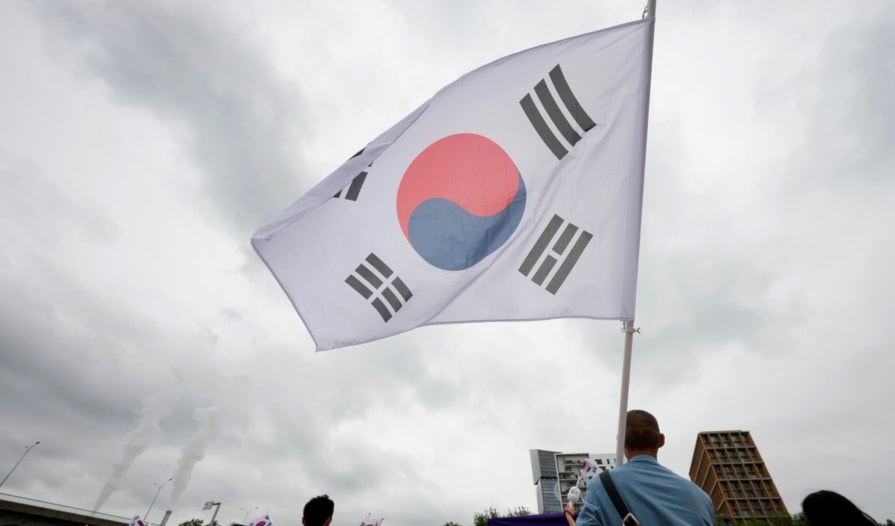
802;490;878;526
302;495;334;526
575;410;715;526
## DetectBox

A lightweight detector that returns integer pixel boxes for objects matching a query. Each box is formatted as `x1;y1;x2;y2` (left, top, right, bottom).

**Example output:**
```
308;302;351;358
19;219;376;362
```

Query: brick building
689;430;788;524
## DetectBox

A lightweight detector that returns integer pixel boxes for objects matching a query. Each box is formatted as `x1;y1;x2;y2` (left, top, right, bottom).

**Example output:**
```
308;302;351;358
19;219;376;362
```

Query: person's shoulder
686;478;713;506
654;462;710;496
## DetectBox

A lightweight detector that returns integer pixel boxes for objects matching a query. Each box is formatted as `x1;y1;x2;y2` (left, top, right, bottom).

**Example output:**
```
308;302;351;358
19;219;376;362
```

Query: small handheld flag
579;458;608;481
359;513;382;526
248;514;273;526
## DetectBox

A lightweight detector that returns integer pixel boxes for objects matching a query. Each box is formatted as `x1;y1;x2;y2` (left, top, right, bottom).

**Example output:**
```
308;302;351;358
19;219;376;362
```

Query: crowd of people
303;410;880;526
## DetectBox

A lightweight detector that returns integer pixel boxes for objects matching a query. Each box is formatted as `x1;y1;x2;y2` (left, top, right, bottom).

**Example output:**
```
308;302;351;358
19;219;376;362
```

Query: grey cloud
0;263;147;430
31;0;311;236
0;152;117;243
802;12;895;180
745;2;894;184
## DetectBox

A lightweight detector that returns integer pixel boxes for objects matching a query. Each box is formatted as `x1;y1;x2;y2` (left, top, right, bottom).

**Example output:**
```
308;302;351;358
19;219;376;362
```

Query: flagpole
614;0;656;468
614;321;637;465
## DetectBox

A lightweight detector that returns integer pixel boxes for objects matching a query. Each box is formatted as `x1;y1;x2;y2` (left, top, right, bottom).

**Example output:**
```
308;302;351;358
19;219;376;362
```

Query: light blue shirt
575;455;714;526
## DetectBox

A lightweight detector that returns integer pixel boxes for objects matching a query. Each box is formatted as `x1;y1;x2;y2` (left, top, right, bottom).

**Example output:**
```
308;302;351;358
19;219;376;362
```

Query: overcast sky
2;1;894;525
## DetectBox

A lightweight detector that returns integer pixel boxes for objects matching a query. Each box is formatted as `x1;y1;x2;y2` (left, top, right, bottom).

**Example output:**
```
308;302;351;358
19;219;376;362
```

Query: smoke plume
168;406;222;508
93;391;175;511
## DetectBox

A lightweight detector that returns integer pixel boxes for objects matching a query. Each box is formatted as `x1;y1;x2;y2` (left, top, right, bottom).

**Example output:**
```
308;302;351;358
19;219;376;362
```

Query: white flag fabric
359;513;381;526
253;18;654;351
129;516;147;526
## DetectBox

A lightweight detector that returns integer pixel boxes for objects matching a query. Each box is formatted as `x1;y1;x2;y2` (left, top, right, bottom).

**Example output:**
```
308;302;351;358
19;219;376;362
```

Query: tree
443;522;463;526
471;506;532;526
715;516;808;526
178;520;219;526
473;507;500;526
507;506;531;517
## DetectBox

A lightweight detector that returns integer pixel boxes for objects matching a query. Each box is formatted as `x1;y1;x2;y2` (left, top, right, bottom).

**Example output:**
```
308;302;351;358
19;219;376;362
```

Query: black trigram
333;170;368;201
345;253;413;322
519;215;592;294
520;64;596;160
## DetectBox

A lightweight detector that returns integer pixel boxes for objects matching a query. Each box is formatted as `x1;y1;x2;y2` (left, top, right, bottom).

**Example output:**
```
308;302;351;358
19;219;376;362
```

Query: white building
530;450;616;514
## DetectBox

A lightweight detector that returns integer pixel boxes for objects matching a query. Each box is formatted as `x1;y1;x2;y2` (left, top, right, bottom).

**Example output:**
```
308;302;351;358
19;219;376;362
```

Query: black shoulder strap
598;470;630;520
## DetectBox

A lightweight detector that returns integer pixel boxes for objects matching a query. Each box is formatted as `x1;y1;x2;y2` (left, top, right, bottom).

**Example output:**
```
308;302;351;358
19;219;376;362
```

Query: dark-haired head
802;490;877;526
302;495;334;526
624;409;665;459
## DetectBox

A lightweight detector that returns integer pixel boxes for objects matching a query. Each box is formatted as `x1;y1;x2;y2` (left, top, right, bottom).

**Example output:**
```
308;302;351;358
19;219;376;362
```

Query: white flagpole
614;0;656;467
614;321;638;465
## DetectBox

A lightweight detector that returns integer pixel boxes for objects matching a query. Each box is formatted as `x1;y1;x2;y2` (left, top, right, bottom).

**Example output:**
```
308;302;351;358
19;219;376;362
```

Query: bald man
575;410;714;526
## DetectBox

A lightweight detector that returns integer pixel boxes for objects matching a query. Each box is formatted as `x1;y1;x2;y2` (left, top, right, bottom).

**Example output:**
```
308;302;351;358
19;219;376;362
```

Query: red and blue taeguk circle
396;133;526;271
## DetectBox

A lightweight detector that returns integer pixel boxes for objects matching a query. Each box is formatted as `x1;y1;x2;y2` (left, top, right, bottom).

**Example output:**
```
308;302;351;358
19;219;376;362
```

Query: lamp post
203;501;222;526
145;476;173;522
0;441;40;488
240;507;259;524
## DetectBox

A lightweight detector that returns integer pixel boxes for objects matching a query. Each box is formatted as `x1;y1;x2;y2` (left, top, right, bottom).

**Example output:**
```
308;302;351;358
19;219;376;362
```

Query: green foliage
443;522;463;526
473;507;500;526
470;506;532;526
714;515;810;526
713;517;895;526
715;516;808;526
507;506;531;517
177;520;219;526
765;515;805;526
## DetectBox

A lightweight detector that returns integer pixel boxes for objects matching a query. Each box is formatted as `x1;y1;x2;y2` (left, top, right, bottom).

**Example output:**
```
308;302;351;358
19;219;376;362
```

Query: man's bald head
624;409;664;454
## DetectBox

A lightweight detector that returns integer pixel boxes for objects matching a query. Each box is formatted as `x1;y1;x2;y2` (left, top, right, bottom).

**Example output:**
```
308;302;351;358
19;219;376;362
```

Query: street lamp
0;441;40;488
240;507;259;524
145;476;173;522
203;501;222;526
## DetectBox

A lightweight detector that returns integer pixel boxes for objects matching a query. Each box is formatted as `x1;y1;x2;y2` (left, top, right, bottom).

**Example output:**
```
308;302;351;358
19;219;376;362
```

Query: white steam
93;391;175;512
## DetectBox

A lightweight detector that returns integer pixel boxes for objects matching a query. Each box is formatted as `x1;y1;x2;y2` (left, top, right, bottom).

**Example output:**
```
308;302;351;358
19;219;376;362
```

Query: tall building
689;430;788;524
530;449;561;514
530;449;616;514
